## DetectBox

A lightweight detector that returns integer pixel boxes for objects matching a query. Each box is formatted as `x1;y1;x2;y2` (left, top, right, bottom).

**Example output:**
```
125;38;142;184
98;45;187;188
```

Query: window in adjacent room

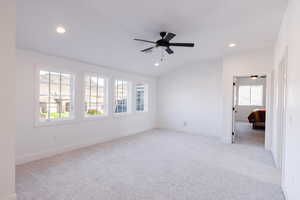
136;84;148;112
85;74;107;117
114;79;130;113
39;70;74;122
238;85;263;106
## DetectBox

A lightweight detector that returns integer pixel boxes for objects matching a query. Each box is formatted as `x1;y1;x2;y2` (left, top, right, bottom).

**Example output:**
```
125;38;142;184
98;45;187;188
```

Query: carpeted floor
235;121;265;146
16;129;284;200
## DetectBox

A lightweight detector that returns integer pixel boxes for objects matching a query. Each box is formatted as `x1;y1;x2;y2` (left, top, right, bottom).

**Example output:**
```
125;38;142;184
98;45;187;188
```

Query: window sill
83;115;109;122
112;112;132;118
35;118;78;128
135;111;149;115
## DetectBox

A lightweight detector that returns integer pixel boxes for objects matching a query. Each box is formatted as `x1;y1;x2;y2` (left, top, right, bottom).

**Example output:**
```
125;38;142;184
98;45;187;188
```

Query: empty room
1;0;300;200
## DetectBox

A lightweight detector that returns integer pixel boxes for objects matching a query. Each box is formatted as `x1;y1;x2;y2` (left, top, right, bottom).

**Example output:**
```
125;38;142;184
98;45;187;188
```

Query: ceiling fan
134;32;195;54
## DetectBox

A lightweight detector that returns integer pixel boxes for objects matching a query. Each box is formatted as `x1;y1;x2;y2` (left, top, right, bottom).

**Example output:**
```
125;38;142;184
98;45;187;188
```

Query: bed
248;109;266;129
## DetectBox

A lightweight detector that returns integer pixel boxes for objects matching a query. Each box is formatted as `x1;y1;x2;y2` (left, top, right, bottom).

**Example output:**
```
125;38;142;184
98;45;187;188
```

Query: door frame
230;73;271;150
275;48;288;189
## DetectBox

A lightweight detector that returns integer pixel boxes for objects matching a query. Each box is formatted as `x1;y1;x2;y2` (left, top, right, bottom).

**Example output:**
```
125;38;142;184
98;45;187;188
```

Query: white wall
273;1;300;199
0;1;16;200
157;49;273;142
235;77;266;122
16;49;157;164
222;48;273;148
157;60;223;137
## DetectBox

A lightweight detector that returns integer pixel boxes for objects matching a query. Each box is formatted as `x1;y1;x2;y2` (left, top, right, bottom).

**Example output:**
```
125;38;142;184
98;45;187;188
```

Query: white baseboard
8;194;17;200
16;128;153;165
1;193;17;200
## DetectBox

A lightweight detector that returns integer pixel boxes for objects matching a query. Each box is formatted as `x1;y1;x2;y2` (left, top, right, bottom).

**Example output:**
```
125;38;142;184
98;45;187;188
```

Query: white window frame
135;83;149;113
35;66;76;126
84;72;109;118
113;78;132;115
238;85;264;106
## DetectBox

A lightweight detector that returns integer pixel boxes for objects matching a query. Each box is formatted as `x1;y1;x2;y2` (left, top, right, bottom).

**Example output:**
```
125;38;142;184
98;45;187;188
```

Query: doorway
232;75;267;147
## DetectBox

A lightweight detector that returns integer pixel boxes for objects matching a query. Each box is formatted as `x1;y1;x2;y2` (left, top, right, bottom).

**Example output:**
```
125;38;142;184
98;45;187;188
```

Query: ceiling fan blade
141;46;155;52
164;32;176;42
165;48;174;54
169;43;195;47
134;39;156;44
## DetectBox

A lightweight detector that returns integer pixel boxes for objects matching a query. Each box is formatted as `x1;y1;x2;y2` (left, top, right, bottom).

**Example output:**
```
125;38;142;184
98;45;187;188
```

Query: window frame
135;83;149;113
238;85;264;106
35;66;76;127
113;78;132;116
84;72;109;119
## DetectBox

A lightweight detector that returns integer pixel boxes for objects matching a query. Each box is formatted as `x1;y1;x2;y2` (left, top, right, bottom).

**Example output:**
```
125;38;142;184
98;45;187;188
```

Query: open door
232;78;238;143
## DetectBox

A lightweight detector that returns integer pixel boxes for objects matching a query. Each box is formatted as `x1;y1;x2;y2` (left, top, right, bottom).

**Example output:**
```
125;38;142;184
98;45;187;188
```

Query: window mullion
122;81;124;112
48;72;51;120
59;73;62;119
89;77;91;113
96;76;99;114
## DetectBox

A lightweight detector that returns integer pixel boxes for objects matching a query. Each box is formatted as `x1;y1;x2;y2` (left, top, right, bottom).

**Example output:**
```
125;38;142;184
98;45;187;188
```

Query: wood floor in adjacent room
16;129;284;200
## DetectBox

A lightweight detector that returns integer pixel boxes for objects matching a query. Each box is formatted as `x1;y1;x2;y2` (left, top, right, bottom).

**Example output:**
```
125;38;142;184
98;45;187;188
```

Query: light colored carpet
235;121;265;146
16;129;284;200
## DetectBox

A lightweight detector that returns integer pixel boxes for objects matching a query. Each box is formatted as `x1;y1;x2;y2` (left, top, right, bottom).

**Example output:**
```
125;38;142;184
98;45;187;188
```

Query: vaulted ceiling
17;0;287;76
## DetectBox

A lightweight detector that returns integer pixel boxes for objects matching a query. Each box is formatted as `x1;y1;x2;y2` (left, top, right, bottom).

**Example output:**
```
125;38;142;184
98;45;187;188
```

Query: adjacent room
2;0;300;200
233;75;267;146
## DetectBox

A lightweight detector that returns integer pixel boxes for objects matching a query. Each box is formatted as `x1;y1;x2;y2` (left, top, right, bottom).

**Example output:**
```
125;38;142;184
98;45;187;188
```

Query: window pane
50;72;60;97
90;96;97;103
136;84;145;111
39;70;73;122
114;80;128;113
49;97;60;119
39;97;49;120
238;86;251;106
98;78;104;87
61;73;71;85
97;104;105;115
238;85;264;106
61;74;72;96
61;84;71;96
61;98;71;118
40;83;49;97
85;75;106;116
40;71;49;84
251;86;263;106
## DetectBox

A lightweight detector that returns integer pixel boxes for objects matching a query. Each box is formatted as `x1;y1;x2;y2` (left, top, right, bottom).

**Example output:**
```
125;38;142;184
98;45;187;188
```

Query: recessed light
229;43;236;48
154;62;160;67
56;26;66;34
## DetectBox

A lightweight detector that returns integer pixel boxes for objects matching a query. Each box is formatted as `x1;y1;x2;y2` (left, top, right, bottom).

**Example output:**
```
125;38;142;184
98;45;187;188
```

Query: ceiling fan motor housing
156;39;170;47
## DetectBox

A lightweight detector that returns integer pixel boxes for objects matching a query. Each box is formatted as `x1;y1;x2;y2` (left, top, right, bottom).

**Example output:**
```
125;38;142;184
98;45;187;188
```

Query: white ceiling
17;0;287;76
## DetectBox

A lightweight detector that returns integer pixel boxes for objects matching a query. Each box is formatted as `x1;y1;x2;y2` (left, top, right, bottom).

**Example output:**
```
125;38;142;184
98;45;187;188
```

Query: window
136;84;148;112
114;80;129;113
238;85;263;106
85;74;107;117
39;70;74;122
